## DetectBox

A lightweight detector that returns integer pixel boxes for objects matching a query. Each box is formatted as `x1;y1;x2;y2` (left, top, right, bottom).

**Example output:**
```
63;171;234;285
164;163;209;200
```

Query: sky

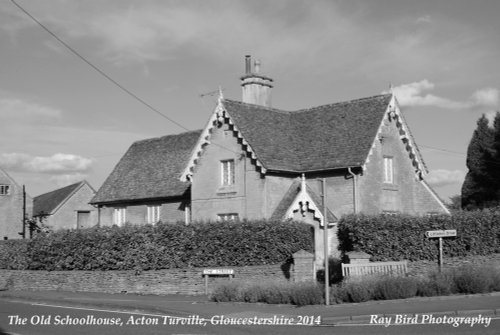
0;0;499;203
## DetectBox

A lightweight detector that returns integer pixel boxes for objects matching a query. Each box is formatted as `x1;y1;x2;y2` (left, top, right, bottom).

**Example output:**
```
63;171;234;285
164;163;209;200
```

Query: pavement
0;289;499;326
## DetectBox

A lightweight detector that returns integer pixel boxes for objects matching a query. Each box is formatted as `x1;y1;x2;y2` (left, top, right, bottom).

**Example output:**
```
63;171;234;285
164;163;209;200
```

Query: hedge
0;220;313;271
337;209;500;261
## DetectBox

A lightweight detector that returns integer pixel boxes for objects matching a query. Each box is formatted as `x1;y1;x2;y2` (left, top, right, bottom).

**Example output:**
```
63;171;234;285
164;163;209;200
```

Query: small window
221;159;235;186
0;185;10;196
383;157;394;184
146;205;161;224
113;207;126;226
217;213;239;221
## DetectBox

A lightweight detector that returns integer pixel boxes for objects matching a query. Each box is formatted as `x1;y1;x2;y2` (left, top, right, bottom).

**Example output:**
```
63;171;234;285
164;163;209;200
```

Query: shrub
210;280;323;306
211;281;241;302
339;277;377;303
416;271;456;297
452;265;494;294
374;276;418;300
0;240;29;270
289;282;324;306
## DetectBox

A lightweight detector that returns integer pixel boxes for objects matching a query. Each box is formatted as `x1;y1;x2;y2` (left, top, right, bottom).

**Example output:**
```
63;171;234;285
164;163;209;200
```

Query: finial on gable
217;86;224;104
301;173;306;191
389;82;394;94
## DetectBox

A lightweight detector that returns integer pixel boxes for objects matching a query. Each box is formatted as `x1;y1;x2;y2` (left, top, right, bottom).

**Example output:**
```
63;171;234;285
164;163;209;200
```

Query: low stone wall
0;263;290;295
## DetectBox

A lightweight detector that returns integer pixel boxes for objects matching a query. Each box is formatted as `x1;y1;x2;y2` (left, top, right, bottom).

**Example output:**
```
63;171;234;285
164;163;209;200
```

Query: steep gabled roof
271;179;337;223
225;94;392;171
182;93;395;180
33;180;94;216
91;130;201;204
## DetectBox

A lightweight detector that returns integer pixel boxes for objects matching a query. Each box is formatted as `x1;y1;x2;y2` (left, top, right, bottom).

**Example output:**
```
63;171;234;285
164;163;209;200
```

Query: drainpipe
347;167;357;213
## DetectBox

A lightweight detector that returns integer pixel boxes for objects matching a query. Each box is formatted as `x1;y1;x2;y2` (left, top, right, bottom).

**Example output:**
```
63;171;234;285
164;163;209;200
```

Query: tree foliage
462;112;500;209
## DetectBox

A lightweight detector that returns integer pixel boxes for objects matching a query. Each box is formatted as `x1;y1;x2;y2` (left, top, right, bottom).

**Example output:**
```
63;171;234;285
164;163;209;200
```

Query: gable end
180;96;267;181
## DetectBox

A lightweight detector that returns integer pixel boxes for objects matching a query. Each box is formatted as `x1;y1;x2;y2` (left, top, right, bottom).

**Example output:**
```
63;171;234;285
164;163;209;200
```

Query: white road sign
425;230;457;238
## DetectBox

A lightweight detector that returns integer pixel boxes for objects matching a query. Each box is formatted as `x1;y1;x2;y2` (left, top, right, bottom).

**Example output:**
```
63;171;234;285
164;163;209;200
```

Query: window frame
0;185;10;196
220;159;235;187
217;213;239;222
383;156;394;184
146;205;161;224
113;207;126;226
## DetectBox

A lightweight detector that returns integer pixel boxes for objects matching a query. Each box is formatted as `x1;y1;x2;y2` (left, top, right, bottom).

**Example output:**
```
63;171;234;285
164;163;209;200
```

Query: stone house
0;167;32;240
33;180;97;230
91;56;449;265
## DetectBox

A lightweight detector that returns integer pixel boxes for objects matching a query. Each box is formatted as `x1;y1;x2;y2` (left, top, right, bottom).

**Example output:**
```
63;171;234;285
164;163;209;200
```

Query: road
1;299;498;335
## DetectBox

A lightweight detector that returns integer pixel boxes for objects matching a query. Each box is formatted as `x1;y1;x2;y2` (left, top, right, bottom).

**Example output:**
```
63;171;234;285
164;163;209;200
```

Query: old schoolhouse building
91;56;449;265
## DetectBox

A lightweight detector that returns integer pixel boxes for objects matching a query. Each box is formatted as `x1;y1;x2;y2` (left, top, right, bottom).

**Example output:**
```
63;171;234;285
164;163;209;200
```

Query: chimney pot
240;56;273;107
245;55;251;74
254;59;261;74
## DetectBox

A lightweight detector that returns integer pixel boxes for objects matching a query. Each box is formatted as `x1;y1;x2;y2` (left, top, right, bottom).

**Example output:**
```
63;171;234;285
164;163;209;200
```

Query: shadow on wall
316;257;343;284
280;257;293;280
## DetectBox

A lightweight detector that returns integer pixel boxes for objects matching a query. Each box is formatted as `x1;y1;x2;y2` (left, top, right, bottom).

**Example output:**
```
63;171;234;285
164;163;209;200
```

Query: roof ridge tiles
294;93;392;114
133;129;203;145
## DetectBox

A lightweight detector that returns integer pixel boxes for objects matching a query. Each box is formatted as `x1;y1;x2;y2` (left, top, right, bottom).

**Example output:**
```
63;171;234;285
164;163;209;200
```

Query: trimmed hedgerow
0;219;313;271
0;240;29;270
337;209;500;261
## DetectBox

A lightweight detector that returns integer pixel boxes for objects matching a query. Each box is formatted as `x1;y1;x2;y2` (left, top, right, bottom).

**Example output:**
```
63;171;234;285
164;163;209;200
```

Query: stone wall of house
0;171;32;240
0;264;290;295
98;199;186;226
47;184;97;230
191;122;266;221
358;112;448;215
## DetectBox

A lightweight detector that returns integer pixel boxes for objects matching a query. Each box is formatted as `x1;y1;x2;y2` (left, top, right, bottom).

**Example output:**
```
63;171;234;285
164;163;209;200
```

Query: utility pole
21;185;26;239
321;178;330;305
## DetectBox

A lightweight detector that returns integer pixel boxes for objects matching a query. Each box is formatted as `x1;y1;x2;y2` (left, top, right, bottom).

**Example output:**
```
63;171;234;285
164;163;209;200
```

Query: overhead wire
12;1;500;170
10;0;240;157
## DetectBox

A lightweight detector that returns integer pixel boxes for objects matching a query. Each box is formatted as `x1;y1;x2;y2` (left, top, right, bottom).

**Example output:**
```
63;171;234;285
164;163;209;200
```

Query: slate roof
270;179;338;222
91;130;202;204
223;94;392;171
33;181;91;216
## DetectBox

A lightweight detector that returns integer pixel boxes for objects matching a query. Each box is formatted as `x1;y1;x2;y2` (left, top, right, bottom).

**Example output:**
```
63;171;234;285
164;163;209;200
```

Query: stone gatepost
292;250;315;282
345;251;371;264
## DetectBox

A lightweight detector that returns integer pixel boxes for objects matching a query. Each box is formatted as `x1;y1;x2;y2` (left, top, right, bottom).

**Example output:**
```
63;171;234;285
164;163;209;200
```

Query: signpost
425;229;457;272
202;269;234;294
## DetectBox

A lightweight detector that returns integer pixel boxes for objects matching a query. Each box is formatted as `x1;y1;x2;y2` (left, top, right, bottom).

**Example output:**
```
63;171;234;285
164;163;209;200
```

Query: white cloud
416;15;431;24
3;1;358;69
0;98;62;119
388;80;500;109
470;88;499;107
0;153;92;174
426;169;465;188
49;173;88;188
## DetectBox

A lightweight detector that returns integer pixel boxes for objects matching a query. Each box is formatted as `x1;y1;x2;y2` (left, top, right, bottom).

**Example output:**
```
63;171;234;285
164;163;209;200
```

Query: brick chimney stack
240;55;273;107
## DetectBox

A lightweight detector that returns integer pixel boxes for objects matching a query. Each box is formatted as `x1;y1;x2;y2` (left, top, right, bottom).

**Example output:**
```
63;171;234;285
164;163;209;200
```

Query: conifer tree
461;114;496;209
490;112;500;200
